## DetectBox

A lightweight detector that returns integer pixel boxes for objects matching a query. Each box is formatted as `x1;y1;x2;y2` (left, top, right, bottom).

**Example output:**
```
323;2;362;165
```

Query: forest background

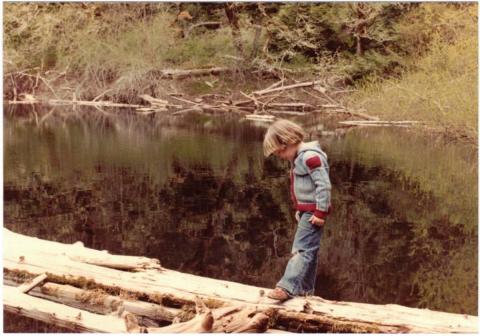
3;2;478;142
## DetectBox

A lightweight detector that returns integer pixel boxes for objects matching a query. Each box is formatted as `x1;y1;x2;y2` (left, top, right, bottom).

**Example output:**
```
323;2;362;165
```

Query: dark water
3;104;478;330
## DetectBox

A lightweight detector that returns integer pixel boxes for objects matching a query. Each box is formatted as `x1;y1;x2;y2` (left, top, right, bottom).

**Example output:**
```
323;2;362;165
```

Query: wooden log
4;285;127;333
9;279;179;321
138;94;169;106
253;81;326;96
245;114;275;122
233;99;255;106
267;110;307;116
8;98;143;108
48;99;143;108
210;306;269;333
17;273;47;293
143;301;269;333
6;276;285;333
157;67;232;79
339;120;421;126
142;296;214;333
4;229;161;271
267;102;314;111
3;228;478;333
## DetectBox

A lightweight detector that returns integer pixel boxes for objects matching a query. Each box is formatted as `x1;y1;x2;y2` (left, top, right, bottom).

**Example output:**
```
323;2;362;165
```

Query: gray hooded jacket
290;141;332;219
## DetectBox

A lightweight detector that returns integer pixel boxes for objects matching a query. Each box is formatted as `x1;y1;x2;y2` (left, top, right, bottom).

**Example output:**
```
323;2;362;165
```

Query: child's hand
308;215;325;226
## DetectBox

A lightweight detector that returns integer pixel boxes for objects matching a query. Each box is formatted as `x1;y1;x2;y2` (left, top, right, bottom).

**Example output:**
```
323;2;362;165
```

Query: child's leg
276;212;323;296
302;245;321;295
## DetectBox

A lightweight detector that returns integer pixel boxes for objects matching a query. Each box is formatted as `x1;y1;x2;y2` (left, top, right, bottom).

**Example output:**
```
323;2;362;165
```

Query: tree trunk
224;3;245;60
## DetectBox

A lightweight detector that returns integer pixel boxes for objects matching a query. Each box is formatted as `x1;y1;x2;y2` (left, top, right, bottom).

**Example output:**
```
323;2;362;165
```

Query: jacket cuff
314;210;329;219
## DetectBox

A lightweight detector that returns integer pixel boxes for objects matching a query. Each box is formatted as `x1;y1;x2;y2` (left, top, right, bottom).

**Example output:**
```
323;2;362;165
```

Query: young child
263;119;332;301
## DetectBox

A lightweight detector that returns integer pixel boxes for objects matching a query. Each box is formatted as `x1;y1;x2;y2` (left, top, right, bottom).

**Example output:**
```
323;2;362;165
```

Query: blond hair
263;119;305;157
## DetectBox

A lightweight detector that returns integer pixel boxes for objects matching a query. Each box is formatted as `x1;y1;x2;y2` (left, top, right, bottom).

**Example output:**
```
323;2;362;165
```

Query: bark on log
3;228;478;333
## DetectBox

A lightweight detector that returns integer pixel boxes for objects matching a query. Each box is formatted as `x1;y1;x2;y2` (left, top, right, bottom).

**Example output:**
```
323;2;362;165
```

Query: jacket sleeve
302;151;332;219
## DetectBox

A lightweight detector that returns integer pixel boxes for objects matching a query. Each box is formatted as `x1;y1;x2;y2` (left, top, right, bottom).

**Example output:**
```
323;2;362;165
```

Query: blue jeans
277;212;323;296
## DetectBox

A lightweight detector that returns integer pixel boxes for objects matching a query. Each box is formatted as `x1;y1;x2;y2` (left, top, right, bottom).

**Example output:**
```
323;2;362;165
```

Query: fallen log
3;228;478;333
252;81;327;96
17;273;48;293
267;102;315;111
245;114;275;122
4;278;178;322
8;98;143;108
4;285;127;333
6;277;273;333
339;120;421;127
339;120;421;125
268;110;307;116
155;67;232;79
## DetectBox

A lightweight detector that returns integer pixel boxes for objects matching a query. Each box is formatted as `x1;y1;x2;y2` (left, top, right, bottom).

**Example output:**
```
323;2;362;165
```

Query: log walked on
3;228;478;333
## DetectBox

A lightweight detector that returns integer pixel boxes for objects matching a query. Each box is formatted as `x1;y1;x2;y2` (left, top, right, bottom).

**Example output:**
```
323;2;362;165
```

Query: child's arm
303;151;332;220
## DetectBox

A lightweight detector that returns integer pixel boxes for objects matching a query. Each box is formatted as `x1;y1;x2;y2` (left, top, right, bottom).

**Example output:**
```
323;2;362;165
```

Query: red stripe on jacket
305;156;321;169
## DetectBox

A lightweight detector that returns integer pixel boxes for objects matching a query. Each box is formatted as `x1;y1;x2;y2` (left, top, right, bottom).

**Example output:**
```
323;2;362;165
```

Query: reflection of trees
318;157;477;315
6;149;476;315
4;151;295;289
4;110;476;315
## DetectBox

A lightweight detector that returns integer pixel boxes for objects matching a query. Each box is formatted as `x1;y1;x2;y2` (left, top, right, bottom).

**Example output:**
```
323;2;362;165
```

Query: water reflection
3;104;477;323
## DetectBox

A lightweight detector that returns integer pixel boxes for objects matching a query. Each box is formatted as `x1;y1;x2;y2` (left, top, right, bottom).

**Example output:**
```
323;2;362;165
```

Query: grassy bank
3;3;262;102
346;4;477;141
3;3;478;141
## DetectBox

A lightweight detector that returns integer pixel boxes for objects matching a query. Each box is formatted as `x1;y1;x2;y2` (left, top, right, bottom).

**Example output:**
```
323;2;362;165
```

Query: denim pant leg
302;246;320;295
276;212;323;296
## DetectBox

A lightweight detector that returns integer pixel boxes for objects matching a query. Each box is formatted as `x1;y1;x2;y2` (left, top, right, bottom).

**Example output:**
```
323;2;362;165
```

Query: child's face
273;144;298;161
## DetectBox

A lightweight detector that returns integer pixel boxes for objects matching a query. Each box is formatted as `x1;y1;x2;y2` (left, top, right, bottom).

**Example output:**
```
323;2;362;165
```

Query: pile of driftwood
7;66;425;128
8;75;379;120
3;228;478;333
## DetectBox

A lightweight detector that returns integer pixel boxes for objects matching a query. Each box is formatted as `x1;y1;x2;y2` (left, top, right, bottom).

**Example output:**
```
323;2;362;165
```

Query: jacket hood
297;141;322;155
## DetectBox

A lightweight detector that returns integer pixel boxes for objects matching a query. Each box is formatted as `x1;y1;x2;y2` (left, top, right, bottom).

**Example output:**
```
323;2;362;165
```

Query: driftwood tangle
3;228;477;333
8;69;384;123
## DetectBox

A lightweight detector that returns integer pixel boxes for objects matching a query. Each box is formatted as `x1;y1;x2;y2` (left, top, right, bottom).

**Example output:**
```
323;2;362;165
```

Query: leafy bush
349;20;477;140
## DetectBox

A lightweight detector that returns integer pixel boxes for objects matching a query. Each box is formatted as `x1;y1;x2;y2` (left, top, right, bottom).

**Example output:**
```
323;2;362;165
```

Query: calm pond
4;104;477;323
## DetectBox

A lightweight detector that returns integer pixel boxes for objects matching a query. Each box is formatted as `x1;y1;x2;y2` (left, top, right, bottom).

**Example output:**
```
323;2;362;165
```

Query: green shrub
349;26;477;140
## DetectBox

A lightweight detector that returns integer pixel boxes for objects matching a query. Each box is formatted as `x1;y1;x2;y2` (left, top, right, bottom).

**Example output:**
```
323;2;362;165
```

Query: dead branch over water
7;67;388;127
4;228;478;333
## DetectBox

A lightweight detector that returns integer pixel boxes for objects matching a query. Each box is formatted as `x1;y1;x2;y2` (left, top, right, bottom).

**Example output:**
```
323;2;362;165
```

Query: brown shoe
267;287;291;301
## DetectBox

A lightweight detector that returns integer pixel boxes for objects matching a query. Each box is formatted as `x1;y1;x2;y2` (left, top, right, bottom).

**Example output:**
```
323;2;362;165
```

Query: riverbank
3;3;477;143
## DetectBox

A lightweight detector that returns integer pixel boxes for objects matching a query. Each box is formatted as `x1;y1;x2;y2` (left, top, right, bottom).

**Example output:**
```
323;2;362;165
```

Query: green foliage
266;3;409;77
349;16;478;140
266;3;477;80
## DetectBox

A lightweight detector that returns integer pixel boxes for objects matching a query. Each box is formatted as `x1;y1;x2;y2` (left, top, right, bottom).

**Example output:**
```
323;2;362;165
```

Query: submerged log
3;228;478;333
